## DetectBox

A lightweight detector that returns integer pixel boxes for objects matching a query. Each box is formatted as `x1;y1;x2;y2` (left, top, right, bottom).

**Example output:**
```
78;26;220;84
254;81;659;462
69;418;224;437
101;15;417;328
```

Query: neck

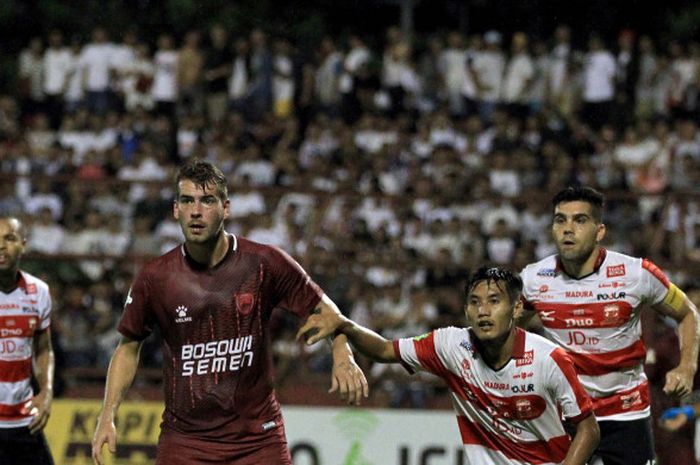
478;328;516;370
184;231;229;268
561;246;601;279
0;270;18;294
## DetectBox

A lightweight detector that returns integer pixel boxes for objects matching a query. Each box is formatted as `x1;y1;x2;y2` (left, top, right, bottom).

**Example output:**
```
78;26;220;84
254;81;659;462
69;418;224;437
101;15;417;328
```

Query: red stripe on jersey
568;339;646;375
549;348;593;421
413;332;450;378
537;301;634;329
642;259;670;288
456;415;570;464
0;315;39;338
591;381;650;417
0;401;30;418
0;358;32;382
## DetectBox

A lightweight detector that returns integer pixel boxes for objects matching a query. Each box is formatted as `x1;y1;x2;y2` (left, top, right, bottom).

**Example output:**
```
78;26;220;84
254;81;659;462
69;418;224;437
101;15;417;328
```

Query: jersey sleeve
266;246;323;318
519;268;535;311
117;266;155;341
546;348;593;423
640;258;672;305
38;282;51;331
393;328;453;379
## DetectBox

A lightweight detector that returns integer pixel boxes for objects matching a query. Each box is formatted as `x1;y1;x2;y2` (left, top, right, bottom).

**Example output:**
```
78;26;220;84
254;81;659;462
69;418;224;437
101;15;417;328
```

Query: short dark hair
465;266;523;305
175;159;228;201
552;186;605;222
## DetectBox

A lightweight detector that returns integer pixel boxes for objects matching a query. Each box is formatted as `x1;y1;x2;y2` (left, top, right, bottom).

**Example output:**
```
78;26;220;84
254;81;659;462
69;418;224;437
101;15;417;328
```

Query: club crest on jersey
235;293;255;316
175;305;192;323
606;264;626;278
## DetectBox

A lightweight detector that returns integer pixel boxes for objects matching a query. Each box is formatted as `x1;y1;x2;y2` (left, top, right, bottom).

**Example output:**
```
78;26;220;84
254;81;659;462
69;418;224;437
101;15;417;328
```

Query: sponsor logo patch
606;264;626;278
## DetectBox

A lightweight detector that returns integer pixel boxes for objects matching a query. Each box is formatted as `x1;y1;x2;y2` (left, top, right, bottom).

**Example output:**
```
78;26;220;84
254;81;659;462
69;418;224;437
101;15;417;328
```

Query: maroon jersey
118;234;322;445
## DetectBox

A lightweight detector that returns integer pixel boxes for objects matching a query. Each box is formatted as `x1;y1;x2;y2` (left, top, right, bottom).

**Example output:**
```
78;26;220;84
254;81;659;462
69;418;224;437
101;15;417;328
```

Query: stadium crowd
2;22;700;434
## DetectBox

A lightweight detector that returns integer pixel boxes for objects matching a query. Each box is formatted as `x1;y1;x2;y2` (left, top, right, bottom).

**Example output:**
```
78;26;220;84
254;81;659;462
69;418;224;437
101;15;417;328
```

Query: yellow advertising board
44;399;162;465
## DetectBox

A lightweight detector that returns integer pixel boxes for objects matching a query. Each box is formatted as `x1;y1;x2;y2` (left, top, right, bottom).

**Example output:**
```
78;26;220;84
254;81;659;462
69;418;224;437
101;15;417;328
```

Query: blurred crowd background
1;1;700;462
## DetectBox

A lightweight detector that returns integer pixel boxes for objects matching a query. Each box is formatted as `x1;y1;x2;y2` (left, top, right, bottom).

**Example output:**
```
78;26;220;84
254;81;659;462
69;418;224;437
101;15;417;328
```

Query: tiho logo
334;410;379;465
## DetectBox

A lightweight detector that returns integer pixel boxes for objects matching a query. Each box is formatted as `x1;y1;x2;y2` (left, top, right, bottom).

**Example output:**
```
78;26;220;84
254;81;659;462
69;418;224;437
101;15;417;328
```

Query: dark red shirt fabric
118;234;322;444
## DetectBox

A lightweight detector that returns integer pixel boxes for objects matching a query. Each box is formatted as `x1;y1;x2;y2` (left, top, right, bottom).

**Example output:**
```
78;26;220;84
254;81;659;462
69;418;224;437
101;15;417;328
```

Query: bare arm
297;298;397;362
92;337;142;465
28;328;54;434
309;295;368;405
563;414;600;465
653;286;700;398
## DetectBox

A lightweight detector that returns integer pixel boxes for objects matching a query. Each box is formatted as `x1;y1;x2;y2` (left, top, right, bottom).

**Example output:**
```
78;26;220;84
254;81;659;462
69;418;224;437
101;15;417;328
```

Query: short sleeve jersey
521;249;670;420
118;235;322;441
394;327;592;465
0;271;51;428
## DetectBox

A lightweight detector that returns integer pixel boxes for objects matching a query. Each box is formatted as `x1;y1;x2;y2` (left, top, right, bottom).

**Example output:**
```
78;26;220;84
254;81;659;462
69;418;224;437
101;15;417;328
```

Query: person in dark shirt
91;160;368;465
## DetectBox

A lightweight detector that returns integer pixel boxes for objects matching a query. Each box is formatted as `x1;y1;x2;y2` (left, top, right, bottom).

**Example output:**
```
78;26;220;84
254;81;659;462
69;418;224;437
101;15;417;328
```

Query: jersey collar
468;327;527;359
555;247;607;278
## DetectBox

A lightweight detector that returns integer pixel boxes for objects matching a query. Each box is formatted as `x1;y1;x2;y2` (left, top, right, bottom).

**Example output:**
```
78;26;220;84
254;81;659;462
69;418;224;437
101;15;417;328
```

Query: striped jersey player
0;217;55;465
299;266;600;465
520;186;700;465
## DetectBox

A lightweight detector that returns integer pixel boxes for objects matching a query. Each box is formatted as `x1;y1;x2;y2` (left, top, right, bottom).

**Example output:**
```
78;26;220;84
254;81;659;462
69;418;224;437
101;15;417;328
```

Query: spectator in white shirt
80;27;114;115
502;31;534;120
27;207;65;255
473;30;504;122
43;30;72;128
18;37;44;118
152;34;179;116
64;36;85;113
581;34;616;130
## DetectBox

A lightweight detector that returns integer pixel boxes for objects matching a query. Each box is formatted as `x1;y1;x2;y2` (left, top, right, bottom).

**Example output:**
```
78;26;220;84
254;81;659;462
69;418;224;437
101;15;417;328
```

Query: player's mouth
477;320;494;330
0;254;8;265
188;223;206;232
561;239;576;247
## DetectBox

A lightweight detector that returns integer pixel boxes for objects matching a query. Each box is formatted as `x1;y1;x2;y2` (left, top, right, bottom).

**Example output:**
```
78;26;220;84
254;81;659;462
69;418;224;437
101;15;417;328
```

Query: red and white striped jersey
0;271;51;428
521;249;669;421
394;327;592;465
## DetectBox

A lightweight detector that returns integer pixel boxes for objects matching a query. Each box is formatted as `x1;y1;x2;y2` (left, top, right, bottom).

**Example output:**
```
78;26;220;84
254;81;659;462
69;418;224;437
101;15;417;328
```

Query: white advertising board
284;406;465;465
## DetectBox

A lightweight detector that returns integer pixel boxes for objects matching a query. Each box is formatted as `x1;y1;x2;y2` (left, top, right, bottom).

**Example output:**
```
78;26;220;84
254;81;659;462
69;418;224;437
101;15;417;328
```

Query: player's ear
596;223;606;243
173;200;180;220
223;198;230;219
512;298;524;320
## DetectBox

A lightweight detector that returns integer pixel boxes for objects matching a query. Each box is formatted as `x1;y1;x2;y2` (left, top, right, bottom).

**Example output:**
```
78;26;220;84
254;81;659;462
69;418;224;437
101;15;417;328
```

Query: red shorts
155;427;292;465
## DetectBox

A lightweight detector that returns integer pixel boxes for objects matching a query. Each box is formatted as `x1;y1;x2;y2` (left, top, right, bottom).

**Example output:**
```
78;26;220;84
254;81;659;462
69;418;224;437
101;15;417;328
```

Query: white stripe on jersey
462;444;562;465
0;379;32;405
578;365;646;397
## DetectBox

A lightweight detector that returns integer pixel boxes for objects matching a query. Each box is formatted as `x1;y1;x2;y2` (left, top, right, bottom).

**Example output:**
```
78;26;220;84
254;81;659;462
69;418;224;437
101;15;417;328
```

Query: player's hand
330;356;369;406
26;390;52;434
663;365;694;398
296;306;347;345
92;415;118;465
659;406;694;432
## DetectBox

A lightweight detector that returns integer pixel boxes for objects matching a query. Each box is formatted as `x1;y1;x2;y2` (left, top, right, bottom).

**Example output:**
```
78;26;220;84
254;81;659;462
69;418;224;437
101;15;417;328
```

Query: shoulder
237;236;299;268
18;270;50;298
138;245;183;279
602;250;645;279
521;255;557;287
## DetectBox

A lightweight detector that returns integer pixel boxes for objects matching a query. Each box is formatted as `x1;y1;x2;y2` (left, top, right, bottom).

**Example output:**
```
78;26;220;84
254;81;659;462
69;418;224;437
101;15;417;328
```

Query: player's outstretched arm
92;337;142;465
653;287;700;398
297;295;398;363
563;414;600;465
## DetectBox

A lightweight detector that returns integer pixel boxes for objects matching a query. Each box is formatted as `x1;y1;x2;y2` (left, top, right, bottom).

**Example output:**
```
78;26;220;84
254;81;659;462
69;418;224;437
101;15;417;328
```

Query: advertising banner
45;400;463;465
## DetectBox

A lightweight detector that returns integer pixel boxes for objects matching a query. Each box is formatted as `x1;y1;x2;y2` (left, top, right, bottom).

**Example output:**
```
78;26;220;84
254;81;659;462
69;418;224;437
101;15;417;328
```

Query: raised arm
92;337;143;465
653;286;700;398
563;414;600;465
28;328;54;434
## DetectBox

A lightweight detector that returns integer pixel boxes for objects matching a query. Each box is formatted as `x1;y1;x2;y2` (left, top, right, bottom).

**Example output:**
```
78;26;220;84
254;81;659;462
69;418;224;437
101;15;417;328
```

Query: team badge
235;293;255;316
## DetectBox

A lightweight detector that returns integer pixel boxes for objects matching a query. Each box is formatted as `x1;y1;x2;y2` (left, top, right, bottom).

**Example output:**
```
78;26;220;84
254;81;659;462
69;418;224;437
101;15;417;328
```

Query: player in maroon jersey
91;160;368;465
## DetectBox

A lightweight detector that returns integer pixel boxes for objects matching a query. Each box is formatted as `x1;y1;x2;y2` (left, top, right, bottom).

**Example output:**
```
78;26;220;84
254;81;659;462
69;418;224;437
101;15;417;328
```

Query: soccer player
299;266;600;465
519;186;700;465
0;217;55;465
91;160;368;465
